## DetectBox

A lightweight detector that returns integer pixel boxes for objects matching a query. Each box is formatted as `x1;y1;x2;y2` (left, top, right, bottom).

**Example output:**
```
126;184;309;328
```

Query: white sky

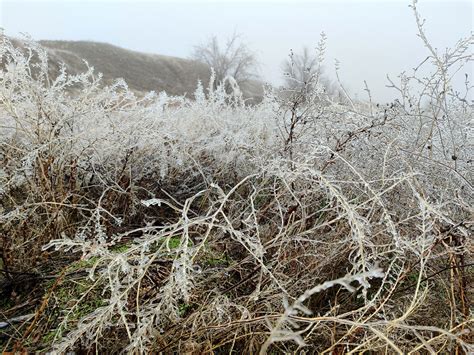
0;0;472;101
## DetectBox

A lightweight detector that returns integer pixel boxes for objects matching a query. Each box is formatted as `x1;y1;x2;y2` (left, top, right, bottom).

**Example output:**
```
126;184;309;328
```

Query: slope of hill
39;40;212;97
30;40;263;101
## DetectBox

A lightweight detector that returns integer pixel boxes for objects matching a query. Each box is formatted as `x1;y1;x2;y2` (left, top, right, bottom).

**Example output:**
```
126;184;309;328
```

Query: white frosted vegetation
0;4;472;353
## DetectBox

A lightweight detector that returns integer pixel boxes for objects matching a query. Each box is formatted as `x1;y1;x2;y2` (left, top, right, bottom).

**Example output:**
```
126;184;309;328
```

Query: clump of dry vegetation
0;2;473;353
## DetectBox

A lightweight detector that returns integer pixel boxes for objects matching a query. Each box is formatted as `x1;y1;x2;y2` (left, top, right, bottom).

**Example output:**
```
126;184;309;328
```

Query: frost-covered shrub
0;3;472;353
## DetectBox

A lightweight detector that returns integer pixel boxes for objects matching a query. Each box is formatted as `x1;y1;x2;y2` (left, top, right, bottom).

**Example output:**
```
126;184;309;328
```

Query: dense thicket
0;3;472;353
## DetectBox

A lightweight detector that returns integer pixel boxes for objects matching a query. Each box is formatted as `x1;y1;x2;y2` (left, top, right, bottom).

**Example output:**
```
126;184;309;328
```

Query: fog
1;0;472;101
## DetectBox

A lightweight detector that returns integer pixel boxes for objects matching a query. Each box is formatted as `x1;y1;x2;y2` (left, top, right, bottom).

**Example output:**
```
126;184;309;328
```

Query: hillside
8;39;263;100
39;40;212;97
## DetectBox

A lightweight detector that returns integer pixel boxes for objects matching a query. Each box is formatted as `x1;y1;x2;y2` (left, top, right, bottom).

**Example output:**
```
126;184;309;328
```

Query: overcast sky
0;0;472;101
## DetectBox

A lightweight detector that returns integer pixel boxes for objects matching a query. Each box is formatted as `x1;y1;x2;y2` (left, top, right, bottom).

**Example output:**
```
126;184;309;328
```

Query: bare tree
282;47;319;90
192;33;258;89
282;35;338;98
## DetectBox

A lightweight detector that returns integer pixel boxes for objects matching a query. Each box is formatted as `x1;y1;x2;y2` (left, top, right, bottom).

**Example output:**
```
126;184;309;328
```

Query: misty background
1;0;472;101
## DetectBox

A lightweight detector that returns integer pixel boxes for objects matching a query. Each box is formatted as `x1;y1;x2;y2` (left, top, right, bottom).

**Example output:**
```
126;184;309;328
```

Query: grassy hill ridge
37;39;264;100
39;39;211;97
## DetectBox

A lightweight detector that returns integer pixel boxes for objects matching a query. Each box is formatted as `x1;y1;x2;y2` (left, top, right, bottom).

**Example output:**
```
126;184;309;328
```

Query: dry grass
0;3;473;353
